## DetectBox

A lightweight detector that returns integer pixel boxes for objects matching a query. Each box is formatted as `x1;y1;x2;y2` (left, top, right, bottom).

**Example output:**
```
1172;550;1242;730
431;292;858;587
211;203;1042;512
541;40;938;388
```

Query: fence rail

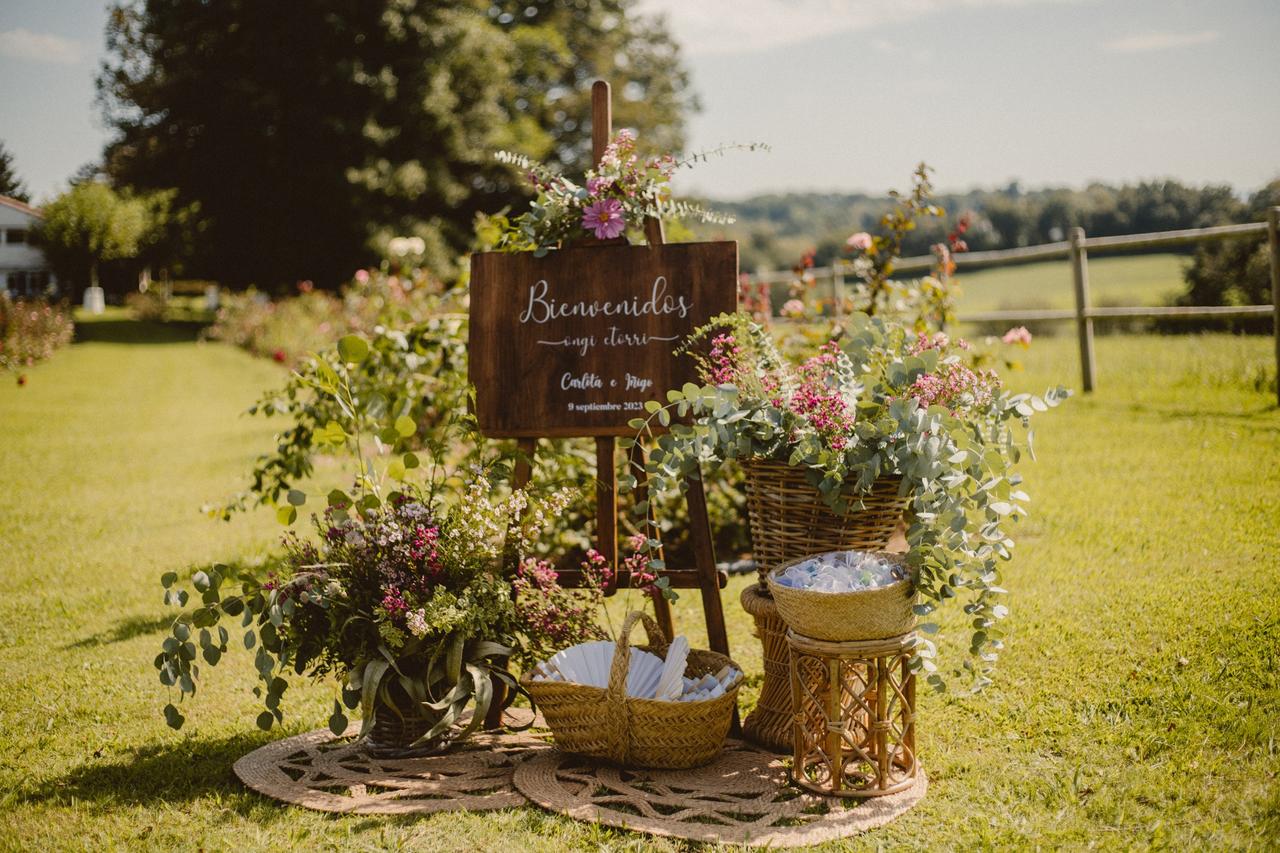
743;207;1280;403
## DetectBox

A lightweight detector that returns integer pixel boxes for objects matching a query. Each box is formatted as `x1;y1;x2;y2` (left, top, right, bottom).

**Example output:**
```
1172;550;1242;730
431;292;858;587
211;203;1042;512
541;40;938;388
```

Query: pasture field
954;252;1188;316
0;315;1275;850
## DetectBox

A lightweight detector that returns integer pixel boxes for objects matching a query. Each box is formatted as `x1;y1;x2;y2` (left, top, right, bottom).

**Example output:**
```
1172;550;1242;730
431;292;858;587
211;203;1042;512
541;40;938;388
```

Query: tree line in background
3;0;1274;320
93;0;694;290
694;179;1279;273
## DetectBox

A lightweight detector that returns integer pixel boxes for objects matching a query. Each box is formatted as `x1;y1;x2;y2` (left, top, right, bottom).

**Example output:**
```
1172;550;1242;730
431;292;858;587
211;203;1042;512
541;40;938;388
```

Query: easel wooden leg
685;472;729;656
595;437;619;592
487;437;538;730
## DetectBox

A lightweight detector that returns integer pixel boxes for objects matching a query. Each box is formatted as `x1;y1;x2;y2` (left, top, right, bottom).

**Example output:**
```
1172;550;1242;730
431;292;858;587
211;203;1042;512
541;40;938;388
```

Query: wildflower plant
156;332;594;746
492;131;767;255
624;311;1070;692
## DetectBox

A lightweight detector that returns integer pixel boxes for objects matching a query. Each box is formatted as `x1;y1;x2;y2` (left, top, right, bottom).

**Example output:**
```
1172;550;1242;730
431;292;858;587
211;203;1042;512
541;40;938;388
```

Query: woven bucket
363;681;449;758
743;460;909;587
523;611;741;769
767;552;916;642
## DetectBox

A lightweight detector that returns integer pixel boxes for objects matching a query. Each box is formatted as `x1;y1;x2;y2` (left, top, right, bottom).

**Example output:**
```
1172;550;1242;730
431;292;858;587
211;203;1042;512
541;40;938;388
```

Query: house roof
0;195;42;219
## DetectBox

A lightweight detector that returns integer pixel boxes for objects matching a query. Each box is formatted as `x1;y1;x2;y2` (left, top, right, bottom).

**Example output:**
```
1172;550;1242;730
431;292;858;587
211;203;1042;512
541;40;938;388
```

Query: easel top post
592;80;612;167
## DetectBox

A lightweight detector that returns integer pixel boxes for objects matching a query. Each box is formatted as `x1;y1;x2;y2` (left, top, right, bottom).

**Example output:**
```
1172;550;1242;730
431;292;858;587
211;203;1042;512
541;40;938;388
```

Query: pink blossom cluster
409;524;442;574
904;362;1000;413
380;588;408;617
577;131;679;240
780;298;805;319
621;534;657;594
512;557;606;655
789;342;856;450
706;333;743;385
1002;326;1033;347
909;331;970;355
846;231;873;251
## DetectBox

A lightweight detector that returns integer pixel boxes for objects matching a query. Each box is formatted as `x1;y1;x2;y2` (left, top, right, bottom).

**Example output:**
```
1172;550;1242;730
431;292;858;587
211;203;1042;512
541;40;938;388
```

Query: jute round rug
233;709;549;815
513;738;926;847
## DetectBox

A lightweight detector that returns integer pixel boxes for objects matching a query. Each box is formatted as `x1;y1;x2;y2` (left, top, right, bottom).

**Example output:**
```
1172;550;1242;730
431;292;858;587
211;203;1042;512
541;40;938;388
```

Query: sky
1;0;1277;203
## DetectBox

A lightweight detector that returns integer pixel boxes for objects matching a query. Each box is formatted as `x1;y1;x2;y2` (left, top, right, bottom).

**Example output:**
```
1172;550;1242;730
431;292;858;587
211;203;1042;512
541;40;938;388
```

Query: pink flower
1002;326;1033;348
354;269;370;283
582;198;626;240
706;333;742;385
846;231;873;251
780;299;805;319
586;176;613;196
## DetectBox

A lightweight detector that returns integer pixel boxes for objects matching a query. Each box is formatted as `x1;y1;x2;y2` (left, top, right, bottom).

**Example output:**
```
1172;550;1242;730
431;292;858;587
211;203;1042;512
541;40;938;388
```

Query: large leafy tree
97;0;697;288
34;182;148;296
0;141;30;203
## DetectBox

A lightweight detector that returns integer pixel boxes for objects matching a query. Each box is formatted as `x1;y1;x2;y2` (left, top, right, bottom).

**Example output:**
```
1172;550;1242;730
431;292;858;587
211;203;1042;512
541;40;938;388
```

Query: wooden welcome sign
470;242;738;437
469;81;734;693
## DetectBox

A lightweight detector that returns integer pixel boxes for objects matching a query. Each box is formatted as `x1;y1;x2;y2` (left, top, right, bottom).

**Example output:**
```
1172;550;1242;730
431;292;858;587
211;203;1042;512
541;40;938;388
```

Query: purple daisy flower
582;198;626;240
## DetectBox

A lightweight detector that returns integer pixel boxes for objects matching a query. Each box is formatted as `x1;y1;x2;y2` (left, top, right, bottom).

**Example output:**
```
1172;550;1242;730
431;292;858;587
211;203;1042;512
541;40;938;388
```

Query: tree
0;141;30;203
1177;178;1280;331
97;0;698;288
34;182;147;297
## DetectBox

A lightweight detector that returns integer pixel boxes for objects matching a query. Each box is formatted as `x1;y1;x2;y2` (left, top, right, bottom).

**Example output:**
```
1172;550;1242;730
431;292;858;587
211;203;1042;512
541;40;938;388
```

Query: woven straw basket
523;611;741;769
743;460;909;587
766;552;916;642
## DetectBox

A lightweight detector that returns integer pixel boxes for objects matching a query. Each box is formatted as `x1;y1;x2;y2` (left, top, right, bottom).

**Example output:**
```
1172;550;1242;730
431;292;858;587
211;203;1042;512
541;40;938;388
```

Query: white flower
388;236;427;257
406;609;428;637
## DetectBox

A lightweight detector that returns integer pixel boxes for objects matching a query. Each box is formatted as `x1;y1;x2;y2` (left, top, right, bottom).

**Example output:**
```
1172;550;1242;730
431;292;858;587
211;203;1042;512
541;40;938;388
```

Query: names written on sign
469;241;738;437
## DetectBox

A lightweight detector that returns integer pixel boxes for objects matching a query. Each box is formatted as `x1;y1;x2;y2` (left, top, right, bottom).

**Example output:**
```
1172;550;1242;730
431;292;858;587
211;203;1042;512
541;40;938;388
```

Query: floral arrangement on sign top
627;312;1070;690
491;130;766;255
155;333;601;753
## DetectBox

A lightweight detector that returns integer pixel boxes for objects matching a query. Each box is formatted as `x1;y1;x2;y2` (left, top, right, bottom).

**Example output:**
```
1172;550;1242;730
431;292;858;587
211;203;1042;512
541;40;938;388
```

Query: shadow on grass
64;557;280;652
64;613;173;649
21;732;273;808
73;318;206;345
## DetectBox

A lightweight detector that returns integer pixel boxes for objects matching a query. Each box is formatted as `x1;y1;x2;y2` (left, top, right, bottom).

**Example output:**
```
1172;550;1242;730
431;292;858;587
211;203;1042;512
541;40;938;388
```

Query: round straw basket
522;612;742;770
766;552;916;642
743;460;909;588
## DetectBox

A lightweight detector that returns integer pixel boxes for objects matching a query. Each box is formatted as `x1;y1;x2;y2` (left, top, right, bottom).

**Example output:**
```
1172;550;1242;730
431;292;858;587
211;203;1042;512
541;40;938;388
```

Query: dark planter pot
363;677;449;758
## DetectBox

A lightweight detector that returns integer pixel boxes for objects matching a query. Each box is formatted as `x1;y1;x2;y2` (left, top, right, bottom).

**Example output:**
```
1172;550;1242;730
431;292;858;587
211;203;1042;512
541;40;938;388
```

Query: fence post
1069;226;1096;392
1268;207;1280;406
831;262;844;320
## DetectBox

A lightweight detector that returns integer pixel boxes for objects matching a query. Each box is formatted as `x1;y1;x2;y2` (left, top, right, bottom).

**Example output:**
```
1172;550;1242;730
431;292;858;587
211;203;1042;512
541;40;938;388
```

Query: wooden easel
503;81;731;656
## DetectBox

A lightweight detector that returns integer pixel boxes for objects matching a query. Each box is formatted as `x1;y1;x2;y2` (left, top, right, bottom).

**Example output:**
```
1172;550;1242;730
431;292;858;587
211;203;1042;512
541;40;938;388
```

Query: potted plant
628;311;1069;691
154;334;593;755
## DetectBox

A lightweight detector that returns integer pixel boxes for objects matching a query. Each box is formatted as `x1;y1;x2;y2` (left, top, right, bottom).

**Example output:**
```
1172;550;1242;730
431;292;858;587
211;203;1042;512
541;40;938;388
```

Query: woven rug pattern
235;725;924;843
233;724;549;815
513;738;925;847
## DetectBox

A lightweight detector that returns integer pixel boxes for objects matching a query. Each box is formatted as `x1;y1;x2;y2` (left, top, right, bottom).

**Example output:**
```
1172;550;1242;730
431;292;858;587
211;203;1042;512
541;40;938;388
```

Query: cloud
1102;30;1221;54
0;28;83;65
637;0;1077;56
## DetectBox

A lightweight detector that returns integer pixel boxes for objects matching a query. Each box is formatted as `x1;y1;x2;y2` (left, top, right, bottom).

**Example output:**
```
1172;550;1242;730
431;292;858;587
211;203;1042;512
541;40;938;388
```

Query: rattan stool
787;630;919;798
740;584;793;752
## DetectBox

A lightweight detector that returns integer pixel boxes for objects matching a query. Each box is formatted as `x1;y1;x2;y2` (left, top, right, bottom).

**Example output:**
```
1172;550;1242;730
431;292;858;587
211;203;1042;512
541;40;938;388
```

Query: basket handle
602;611;669;765
605;611;668;703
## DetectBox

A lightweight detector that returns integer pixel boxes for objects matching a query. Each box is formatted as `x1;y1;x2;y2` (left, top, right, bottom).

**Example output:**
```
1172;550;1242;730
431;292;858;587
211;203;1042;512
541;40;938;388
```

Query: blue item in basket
774;551;907;593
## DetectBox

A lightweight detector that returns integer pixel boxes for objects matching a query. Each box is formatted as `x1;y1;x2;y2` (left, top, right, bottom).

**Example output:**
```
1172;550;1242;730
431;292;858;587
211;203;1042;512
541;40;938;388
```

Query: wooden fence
744;207;1280;403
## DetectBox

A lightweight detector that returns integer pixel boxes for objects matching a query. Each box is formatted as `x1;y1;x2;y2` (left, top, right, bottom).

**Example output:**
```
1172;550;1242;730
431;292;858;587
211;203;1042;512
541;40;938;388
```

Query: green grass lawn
955;252;1189;315
0;316;1276;850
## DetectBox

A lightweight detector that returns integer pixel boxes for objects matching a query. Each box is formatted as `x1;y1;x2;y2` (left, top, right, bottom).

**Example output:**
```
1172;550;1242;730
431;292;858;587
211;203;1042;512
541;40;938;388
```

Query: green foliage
0;140;29;202
98;0;698;287
1174;178;1280;332
34;182;147;291
160;332;587;742
0;295;75;371
695;178;1251;273
0;325;1277;847
492;135;762;254
628;312;1069;690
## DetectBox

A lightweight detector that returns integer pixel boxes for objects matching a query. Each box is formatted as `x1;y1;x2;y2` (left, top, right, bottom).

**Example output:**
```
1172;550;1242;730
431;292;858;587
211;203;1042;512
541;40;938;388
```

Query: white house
0;195;56;297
